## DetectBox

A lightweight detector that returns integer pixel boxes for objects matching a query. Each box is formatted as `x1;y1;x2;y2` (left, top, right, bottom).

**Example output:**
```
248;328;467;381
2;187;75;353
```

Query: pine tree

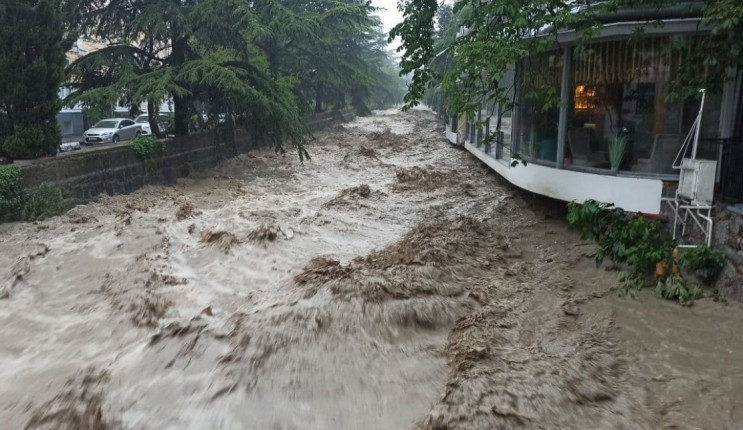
67;0;404;157
0;0;70;160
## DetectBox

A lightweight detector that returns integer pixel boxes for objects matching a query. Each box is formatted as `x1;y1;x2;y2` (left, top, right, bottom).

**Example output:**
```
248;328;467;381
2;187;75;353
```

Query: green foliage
679;245;726;285
567;199;715;305
128;135;166;171
22;183;64;222
393;0;743;115
618;270;646;299
509;153;528;168
608;134;628;171
0;0;70;159
1;123;60;160
67;0;404;158
389;0;439;111
655;275;704;306
567;200;673;272
567;200;619;242
82;102;113;129
0;165;23;221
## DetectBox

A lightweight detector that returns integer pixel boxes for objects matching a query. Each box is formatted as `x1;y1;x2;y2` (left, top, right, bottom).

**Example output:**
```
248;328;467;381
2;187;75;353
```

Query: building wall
55;112;85;136
462;140;664;213
450;19;741;214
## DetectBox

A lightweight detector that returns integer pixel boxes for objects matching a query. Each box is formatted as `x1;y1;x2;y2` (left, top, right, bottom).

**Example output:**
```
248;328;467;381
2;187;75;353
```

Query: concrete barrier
18;109;354;205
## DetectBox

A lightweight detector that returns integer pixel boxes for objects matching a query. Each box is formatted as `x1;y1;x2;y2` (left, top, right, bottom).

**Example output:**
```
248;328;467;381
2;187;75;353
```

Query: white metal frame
666;89;715;248
662;197;713;247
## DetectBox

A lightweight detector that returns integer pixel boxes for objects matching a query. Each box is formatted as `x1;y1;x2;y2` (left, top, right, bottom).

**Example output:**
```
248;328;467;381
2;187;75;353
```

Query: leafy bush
617;270;645;299
567;200;673;272
128;135;166;171
22;183;63;221
0;165;23;221
568;199;707;306
1;123;60;159
679;245;726;285
655;275;703;306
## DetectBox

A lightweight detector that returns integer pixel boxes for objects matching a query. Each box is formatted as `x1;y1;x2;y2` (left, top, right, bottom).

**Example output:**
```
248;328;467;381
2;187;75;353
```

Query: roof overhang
550;17;708;44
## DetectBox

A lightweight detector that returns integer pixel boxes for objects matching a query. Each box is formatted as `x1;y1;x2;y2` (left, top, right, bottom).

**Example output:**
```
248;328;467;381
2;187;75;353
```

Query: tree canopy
0;0;72;160
392;0;743;116
65;0;405;158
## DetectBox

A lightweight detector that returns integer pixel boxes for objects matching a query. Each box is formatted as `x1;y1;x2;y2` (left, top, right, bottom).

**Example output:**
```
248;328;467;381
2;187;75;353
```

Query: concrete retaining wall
19;109;354;205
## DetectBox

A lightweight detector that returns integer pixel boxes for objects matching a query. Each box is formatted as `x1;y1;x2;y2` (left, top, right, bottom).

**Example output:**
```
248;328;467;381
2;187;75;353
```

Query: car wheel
136;131;142;137
113;135;120;143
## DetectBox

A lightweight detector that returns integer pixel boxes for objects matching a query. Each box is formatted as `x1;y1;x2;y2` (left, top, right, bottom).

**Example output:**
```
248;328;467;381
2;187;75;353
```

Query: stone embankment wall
713;209;743;302
19;110;353;205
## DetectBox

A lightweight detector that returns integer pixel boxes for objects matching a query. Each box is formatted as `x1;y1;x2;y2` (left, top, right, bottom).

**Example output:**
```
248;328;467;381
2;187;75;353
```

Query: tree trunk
174;94;190;136
172;37;190;136
147;100;163;138
314;85;323;114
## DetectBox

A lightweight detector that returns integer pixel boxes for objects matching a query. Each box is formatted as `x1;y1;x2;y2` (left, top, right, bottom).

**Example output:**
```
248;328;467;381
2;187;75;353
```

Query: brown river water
1;109;742;429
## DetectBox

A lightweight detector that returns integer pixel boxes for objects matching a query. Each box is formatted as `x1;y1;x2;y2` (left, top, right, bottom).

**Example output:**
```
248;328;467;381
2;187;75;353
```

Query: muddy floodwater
1;109;742;429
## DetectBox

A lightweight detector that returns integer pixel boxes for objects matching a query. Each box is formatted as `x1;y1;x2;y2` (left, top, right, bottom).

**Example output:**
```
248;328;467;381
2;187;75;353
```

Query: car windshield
93;120;119;128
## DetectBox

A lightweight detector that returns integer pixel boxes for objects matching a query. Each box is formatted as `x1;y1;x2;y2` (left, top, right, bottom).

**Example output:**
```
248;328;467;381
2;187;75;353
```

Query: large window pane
565;37;721;174
516;51;563;164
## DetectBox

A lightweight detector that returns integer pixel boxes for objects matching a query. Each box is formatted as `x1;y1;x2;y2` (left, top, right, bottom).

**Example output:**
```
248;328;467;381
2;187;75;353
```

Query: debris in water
392;166;461;192
367;127;406;147
294;257;352;286
25;370;109;430
200;230;241;253
68;213;98;224
359;145;378;157
323;184;372;208
1;244;48;299
247;222;282;243
175;201;198;220
114;210;132;226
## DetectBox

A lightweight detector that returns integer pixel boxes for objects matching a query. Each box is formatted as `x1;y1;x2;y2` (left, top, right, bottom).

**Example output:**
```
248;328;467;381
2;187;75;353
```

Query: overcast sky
371;0;404;34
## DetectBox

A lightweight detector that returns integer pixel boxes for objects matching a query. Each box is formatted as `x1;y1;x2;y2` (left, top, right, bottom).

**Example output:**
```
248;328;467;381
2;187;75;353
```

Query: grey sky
371;0;403;34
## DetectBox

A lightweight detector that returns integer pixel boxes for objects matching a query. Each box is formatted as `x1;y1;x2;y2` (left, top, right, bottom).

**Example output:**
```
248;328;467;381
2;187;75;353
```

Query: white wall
463;142;664;214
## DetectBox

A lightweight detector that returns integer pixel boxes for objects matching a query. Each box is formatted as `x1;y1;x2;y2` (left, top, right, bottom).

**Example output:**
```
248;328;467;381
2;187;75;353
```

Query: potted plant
608;133;628;173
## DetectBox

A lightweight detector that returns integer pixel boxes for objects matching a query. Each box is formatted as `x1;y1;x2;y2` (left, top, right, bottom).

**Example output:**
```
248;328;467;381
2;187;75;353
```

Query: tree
0;0;71;160
266;0;405;115
66;0;404;157
66;0;306;156
435;2;453;39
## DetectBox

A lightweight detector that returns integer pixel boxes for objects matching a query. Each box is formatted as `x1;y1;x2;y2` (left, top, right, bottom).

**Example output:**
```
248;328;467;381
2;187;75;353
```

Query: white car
135;114;153;134
135;113;171;135
83;118;142;144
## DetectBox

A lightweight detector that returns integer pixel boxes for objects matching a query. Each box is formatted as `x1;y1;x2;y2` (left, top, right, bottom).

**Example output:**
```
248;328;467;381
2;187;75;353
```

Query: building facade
445;6;742;214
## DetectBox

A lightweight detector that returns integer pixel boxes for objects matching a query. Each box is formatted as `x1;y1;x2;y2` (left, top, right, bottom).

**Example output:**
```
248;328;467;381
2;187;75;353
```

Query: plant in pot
608;133;628;173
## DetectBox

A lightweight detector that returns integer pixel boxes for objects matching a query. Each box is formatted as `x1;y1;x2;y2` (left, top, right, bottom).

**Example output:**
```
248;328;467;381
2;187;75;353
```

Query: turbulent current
1;109;742;429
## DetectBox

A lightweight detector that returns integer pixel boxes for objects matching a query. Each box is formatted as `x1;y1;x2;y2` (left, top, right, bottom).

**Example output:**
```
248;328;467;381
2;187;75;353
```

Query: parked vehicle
135;113;174;136
83;118;141;144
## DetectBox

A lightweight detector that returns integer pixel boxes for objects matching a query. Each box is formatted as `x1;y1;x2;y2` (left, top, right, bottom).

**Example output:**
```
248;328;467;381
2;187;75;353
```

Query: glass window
565;37;721;175
93;120;119;128
516;51;563;163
